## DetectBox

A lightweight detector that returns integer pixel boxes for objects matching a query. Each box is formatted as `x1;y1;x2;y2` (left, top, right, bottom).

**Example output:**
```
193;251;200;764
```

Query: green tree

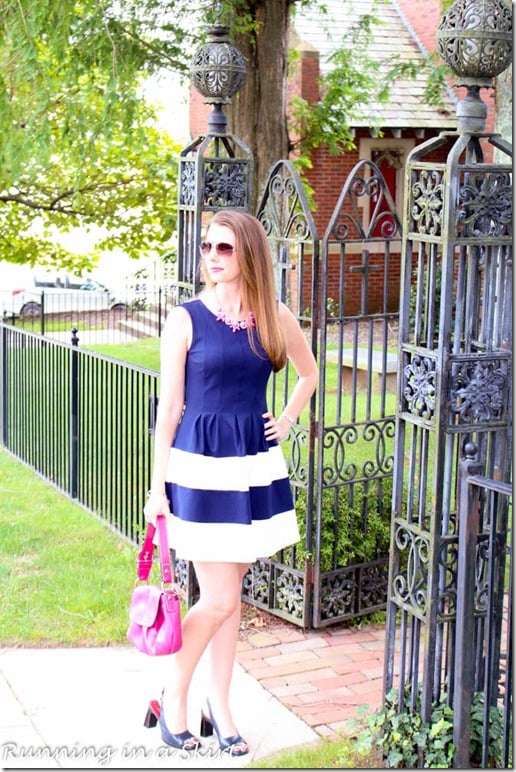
0;0;450;270
0;0;199;270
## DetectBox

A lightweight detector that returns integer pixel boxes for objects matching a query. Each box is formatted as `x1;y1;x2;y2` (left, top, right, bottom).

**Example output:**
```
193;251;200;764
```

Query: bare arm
143;305;191;524
263;302;319;442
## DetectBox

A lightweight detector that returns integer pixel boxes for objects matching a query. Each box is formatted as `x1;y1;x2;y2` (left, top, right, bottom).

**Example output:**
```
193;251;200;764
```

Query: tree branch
0;177;136;214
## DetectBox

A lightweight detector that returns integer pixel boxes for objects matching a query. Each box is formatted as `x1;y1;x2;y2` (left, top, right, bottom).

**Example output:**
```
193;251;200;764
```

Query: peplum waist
173;409;273;458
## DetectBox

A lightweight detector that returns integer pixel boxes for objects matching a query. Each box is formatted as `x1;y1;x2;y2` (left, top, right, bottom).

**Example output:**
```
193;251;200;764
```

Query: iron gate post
384;0;512;766
176;14;252;300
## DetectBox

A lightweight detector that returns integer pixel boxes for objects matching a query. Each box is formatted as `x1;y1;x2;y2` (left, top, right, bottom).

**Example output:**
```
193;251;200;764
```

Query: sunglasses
199;241;236;256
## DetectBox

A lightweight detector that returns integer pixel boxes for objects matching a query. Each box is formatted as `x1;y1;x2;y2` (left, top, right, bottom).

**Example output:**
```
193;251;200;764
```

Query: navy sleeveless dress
163;298;300;563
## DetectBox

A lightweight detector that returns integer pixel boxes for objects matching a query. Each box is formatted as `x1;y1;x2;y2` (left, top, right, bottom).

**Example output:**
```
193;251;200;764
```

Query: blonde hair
200;210;287;372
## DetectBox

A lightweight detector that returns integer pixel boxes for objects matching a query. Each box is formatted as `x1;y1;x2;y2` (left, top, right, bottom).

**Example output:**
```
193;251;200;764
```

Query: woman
143;209;318;756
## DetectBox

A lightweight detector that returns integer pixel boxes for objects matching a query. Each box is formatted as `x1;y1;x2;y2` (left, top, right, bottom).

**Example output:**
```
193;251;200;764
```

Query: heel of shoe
144;699;160;728
200;714;214;737
204;700;248;756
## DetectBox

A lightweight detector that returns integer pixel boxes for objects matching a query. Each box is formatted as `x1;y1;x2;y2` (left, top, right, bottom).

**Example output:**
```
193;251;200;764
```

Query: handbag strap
136;515;172;584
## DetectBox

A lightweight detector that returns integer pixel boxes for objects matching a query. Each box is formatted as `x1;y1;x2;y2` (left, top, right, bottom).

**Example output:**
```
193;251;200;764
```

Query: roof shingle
292;0;457;130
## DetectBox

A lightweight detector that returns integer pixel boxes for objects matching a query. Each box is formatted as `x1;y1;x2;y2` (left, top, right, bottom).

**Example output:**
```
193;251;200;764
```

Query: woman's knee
194;562;243;621
208;593;240;622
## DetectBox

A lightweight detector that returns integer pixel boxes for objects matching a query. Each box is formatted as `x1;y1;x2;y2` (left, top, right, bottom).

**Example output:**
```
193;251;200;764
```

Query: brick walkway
236;620;386;738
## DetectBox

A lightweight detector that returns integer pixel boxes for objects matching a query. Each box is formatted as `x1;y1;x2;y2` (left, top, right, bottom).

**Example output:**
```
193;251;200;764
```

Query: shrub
293;478;393;572
357;686;510;769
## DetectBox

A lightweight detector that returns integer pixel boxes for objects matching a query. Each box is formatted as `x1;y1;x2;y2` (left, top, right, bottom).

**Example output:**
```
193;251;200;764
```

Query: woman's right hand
143;490;170;525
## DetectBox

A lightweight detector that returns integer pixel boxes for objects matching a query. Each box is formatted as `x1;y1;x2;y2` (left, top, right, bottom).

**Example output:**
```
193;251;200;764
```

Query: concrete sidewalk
0;646;319;770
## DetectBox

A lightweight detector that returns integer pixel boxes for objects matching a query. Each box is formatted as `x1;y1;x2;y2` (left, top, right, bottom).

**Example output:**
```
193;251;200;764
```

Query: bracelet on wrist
281;412;296;425
147;489;166;498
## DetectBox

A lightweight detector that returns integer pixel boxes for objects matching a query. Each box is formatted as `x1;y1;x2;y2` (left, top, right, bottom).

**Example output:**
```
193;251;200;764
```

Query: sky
143;70;190;143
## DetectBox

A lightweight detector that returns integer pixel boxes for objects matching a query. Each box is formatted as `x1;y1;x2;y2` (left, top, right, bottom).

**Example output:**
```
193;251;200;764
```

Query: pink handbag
127;514;183;656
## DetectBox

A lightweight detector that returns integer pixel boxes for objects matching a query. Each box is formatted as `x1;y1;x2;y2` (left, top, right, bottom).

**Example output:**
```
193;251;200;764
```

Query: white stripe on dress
164;510;300;563
165;444;289;491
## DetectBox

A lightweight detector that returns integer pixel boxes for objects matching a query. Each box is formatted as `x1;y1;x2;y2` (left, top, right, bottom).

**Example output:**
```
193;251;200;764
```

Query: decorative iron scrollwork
403;355;436;419
276;568;305;618
203;161;247;207
174;557;189;590
285;425;311;485
359;561;389;610
190;24;247;104
242;560;271;606
457;171;512;237
259;173;312;241
391;524;430;617
322;419;395;485
437;0;513;84
320;573;355;619
242;560;270;605
327;159;401;241
475;535;490;613
180;161;196;206
322;424;359;485
450;360;506;422
411;169;445;236
437;538;458;620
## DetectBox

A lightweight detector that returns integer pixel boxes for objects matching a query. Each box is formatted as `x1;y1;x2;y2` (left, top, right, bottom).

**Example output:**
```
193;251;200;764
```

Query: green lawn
88;337;161;369
0;448;138;647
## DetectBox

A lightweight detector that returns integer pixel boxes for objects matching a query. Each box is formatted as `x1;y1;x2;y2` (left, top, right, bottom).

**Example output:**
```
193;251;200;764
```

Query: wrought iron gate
312;160;401;627
239;159;402;627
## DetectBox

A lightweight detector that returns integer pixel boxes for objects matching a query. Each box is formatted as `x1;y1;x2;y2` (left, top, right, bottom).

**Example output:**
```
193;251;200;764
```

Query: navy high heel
200;699;248;756
144;696;201;752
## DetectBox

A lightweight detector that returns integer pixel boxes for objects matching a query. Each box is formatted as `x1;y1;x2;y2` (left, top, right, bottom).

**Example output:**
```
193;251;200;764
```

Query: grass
88;337;161;369
246;733;380;768
0;448;138;647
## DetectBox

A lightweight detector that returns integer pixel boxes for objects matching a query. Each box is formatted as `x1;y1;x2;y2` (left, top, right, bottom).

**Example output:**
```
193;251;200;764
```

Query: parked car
0;271;127;316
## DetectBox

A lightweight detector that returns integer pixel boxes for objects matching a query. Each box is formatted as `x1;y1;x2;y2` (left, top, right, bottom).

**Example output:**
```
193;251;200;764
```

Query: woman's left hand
263;411;291;442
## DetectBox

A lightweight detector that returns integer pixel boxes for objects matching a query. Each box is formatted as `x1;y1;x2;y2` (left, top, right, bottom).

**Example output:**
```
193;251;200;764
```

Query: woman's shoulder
172;296;203;314
163;302;196;333
277;300;294;321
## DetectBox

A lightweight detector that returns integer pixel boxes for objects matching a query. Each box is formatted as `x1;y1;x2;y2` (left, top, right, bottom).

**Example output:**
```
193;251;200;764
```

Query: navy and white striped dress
164;298;300;563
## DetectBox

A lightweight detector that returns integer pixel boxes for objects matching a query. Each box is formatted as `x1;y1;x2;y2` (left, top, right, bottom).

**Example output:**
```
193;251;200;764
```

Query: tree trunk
227;0;293;211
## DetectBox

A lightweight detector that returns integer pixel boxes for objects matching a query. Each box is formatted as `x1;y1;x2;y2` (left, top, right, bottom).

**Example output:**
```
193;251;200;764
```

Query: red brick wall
189;86;212;138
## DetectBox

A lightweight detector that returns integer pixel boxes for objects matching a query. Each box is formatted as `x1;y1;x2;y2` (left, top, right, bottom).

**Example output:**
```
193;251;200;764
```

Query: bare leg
161;561;245;734
205;563;249;737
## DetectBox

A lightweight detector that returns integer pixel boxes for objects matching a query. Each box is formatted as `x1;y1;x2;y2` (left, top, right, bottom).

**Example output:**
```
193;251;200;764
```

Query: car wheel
20;302;42;315
110;303;127;311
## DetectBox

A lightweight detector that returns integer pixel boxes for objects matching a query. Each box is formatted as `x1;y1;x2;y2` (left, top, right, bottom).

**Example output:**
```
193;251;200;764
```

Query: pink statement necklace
216;308;256;333
214;287;255;333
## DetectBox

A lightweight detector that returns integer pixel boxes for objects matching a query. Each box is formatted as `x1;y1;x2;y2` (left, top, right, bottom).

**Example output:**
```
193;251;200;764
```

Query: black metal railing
0;323;157;544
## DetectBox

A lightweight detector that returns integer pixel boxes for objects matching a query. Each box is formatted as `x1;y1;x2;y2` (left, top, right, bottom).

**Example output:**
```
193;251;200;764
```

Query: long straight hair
200;210;287;372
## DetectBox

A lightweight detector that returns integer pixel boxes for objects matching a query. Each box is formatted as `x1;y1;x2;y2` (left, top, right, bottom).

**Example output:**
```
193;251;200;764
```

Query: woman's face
201;223;242;286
